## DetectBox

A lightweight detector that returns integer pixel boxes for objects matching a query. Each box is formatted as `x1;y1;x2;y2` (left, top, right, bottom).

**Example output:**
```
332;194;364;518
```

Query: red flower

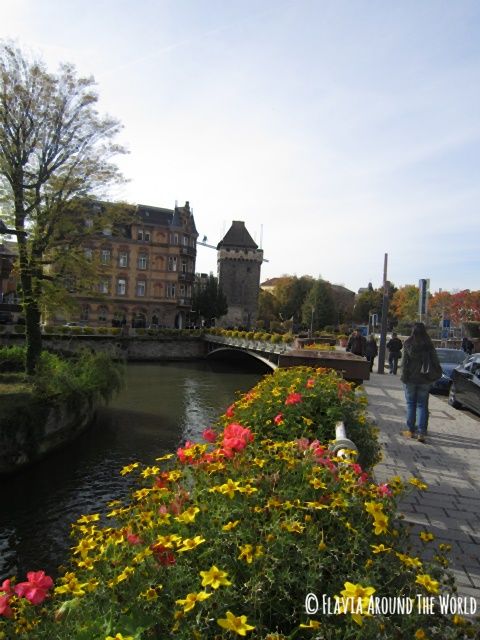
0;580;12;596
126;531;142;545
0;595;12;619
225;404;235;418
296;437;310;451
222;423;254;457
14;571;53;605
177;440;194;464
285;392;302;405
377;483;392;497
274;413;284;425
150;543;176;566
306;378;315;388
337;381;351;400
202;427;217;443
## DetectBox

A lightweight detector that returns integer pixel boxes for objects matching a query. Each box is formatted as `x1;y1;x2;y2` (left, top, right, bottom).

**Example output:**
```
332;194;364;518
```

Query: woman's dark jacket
400;340;442;384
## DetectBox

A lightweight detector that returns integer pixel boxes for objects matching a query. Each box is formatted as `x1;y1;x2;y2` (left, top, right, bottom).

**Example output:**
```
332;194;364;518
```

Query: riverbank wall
0;334;207;361
0;395;96;474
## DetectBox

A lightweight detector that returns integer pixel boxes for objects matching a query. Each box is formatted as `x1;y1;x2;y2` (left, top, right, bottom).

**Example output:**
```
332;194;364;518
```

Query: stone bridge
204;334;370;383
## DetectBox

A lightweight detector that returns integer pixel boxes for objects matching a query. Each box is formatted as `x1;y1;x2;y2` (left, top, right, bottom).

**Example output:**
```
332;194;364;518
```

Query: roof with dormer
217;221;258;249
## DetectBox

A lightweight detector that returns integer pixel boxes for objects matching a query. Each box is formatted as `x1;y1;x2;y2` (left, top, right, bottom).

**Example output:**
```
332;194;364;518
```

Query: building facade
217;221;263;329
64;201;198;328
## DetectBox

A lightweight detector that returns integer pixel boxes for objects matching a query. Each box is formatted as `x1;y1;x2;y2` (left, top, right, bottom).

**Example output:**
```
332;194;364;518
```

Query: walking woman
400;322;442;443
365;334;378;372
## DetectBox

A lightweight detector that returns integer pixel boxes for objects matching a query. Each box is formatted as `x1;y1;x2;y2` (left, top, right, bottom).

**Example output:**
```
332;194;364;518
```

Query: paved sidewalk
363;372;480;603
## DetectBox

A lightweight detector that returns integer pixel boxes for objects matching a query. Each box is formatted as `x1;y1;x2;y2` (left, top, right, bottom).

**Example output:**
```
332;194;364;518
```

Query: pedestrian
400;322;442;443
346;329;367;357
365;334;378;372
461;336;474;356
386;332;403;375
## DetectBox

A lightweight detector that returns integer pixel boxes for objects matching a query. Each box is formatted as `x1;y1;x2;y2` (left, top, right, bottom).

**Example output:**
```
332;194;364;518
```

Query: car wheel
448;383;462;409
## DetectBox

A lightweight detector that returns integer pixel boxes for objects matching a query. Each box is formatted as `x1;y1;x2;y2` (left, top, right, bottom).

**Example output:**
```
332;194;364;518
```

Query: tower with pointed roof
217;221;263;329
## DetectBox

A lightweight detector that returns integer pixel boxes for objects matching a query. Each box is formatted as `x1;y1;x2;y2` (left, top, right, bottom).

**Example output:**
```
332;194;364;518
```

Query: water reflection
0;360;266;580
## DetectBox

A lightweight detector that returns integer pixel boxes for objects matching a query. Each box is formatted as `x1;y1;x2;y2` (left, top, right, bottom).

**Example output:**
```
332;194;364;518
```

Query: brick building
59;200;198;328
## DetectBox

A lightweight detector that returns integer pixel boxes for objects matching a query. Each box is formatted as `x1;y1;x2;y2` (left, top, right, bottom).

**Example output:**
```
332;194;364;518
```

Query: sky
1;0;479;294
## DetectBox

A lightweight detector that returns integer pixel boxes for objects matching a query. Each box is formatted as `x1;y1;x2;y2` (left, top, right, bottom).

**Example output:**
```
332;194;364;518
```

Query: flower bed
0;367;477;639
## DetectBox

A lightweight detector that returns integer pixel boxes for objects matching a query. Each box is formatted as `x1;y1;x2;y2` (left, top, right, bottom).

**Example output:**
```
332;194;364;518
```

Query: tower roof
217;221;258;249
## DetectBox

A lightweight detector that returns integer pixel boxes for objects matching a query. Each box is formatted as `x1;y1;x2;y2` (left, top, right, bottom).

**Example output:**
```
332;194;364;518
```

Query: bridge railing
204;333;290;355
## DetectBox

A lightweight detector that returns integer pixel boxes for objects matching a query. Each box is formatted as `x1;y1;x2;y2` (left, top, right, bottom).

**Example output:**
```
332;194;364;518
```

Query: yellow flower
372;512;389;535
414;630;428;639
155;453;174;461
396;552;423;569
415;574;439;594
177;536;206;552
139;587;161;600
280;521;305;534
119;462;139;475
419;531;434;542
299;619;321;628
106;634;134;640
222;520;240;531
238;544;263;564
72;537;97;559
371;544;391;554
175;506;200;523
217;611;255;636
209;478;241;499
176;591;212;612
336;582;376;626
55;573;87;597
309;477;327;489
409;477;428;490
452;614;466;626
76;513;100;524
364;501;384;516
140;465;160;478
200;565;232;589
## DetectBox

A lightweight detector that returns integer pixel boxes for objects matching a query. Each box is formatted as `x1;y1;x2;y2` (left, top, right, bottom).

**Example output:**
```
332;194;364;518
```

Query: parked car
430;348;467;393
448;353;480;416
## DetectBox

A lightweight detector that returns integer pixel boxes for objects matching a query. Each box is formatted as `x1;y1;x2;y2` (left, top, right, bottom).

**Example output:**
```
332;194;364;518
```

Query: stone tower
217;221;263;329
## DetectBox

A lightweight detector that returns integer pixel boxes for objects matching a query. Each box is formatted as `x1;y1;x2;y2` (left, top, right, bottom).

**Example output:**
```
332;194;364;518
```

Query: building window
137;229;143;241
84;248;93;261
180;284;186;297
138;254;148;270
98;306;108;322
183;235;188;246
117;279;127;295
166;283;176;299
181;259;187;273
168;256;177;272
144;230;151;242
119;252;128;268
101;249;111;265
99;279;109;294
136;281;146;297
80;305;89;321
85;219;93;229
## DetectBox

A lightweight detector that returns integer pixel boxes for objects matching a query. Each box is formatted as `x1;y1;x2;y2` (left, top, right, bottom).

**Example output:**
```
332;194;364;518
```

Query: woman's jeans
403;383;431;434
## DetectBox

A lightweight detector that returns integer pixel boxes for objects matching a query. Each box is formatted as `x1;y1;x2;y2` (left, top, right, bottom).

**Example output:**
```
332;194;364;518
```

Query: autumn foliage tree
0;42;126;374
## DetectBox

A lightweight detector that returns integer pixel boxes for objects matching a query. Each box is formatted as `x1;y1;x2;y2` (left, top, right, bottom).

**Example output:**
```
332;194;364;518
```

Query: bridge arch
206;347;277;372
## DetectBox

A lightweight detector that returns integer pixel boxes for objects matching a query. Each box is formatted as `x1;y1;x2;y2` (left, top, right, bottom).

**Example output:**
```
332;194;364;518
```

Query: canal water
0;360;266;582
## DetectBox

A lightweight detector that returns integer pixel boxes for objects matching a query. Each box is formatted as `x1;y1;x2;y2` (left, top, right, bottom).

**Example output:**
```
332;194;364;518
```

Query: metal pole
377;253;389;374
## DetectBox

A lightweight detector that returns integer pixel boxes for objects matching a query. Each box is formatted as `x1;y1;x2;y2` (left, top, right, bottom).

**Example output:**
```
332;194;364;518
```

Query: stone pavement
363;371;480;604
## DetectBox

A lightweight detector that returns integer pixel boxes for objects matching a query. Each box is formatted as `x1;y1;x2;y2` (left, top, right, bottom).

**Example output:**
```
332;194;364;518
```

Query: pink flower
0;580;12;596
285;392;302;405
0;595;12;618
296;437;310;451
225;404;235;418
126;532;142;545
274;413;284;425
222;423;254;457
351;463;363;475
202;427;217;443
14;571;53;605
377;483;392;497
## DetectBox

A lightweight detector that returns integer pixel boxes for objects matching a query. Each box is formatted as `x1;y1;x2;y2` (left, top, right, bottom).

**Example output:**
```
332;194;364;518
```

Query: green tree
0;43;125;373
275;275;314;325
192;274;228;326
353;289;383;323
257;289;280;330
390;285;419;324
301;279;337;331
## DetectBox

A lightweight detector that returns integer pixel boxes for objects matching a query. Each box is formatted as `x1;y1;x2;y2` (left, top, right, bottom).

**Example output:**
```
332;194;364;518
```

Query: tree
257;289;280;330
353;289;383;323
275;275;314;326
301;280;337;331
390;285;419;324
192;274;228;326
0;43;125;374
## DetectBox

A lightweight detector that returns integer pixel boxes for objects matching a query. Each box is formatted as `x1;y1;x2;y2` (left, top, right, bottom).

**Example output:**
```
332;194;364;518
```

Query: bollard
330;420;358;458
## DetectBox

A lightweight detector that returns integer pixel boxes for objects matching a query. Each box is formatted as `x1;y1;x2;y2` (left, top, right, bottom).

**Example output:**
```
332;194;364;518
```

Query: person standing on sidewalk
346;329;367;357
365;334;378;372
386;332;403;374
400;322;442;443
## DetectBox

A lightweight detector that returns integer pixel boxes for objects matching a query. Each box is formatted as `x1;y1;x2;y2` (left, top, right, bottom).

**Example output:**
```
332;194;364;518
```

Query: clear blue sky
2;0;479;293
